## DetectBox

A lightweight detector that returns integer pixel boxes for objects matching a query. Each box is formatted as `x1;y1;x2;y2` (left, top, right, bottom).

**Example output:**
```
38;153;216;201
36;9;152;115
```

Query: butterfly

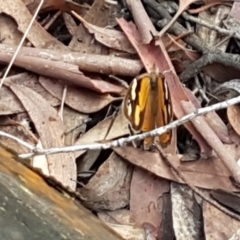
122;67;173;149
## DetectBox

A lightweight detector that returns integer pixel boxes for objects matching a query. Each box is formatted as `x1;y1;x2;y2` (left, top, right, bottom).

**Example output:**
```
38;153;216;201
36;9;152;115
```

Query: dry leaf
62;106;87;135
203;201;240;240
230;1;240;21
167;34;200;61
0;0;66;50
1;73;60;115
98;209;134;225
4;73;60;106
72;12;135;54
75;115;128;158
130;167;169;237
39;77;118;114
114;147;238;191
25;0;88;15
105;112;129;141
106;224;145;240
79;152;132;211
10;84;76;190
196;5;230;51
62;107;88;147
228;104;240;137
0;14;25;46
0;124;36;155
0;86;25;115
69;0;110;53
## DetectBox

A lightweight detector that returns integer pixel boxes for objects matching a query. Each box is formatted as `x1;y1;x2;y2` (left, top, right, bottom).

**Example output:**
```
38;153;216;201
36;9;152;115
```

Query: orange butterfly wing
156;75;173;147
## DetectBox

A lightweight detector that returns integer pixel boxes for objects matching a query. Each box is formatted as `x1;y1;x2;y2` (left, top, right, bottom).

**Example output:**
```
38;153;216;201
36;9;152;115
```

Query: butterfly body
123;68;173;149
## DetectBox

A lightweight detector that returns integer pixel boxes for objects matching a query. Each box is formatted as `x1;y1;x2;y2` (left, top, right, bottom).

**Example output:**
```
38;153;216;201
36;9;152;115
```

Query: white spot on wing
130;78;138;100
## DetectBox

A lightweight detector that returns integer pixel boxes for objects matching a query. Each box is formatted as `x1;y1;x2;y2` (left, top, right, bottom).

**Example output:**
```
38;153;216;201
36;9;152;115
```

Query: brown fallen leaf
181;100;240;183
105;111;129;141
0;86;25;115
203;201;240;240
25;0;89;15
60;106;88;146
98;209;134;225
39;77;119;113
130;167;170;238
230;1;240;21
9;83;76;191
77;149;102;173
76;112;129;173
0;14;25;46
228;104;240;138
71;11;136;54
69;0;111;54
79;152;132;211
63;12;78;36
0;124;36;155
62;106;87;135
0;0;67;50
114;147;238;191
0;73;60;115
3;73;60;111
74;114;129;158
203;63;240;83
99;222;145;240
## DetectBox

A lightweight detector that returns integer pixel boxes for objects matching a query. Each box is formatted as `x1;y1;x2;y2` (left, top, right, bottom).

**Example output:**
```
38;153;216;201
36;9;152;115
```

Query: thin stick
0;131;35;151
17;93;240;158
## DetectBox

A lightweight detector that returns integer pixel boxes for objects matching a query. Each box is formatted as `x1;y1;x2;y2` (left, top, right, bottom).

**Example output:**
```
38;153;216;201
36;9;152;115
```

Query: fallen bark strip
0;44;142;77
0;146;123;240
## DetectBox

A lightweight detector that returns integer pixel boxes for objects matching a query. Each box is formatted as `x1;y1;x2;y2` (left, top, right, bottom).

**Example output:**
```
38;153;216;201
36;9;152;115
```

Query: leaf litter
2;0;240;239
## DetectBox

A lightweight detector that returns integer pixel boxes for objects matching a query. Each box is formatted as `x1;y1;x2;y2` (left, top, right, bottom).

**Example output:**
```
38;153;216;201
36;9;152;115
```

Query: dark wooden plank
0;146;123;240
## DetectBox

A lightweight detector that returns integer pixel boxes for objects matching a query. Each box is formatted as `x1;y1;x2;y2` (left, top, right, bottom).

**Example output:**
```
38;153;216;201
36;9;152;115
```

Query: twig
0;131;35;151
109;75;129;89
143;0;240;81
16;94;240;158
155;144;240;221
194;76;209;103
0;43;142;78
58;85;67;121
44;10;62;30
182;11;240;40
